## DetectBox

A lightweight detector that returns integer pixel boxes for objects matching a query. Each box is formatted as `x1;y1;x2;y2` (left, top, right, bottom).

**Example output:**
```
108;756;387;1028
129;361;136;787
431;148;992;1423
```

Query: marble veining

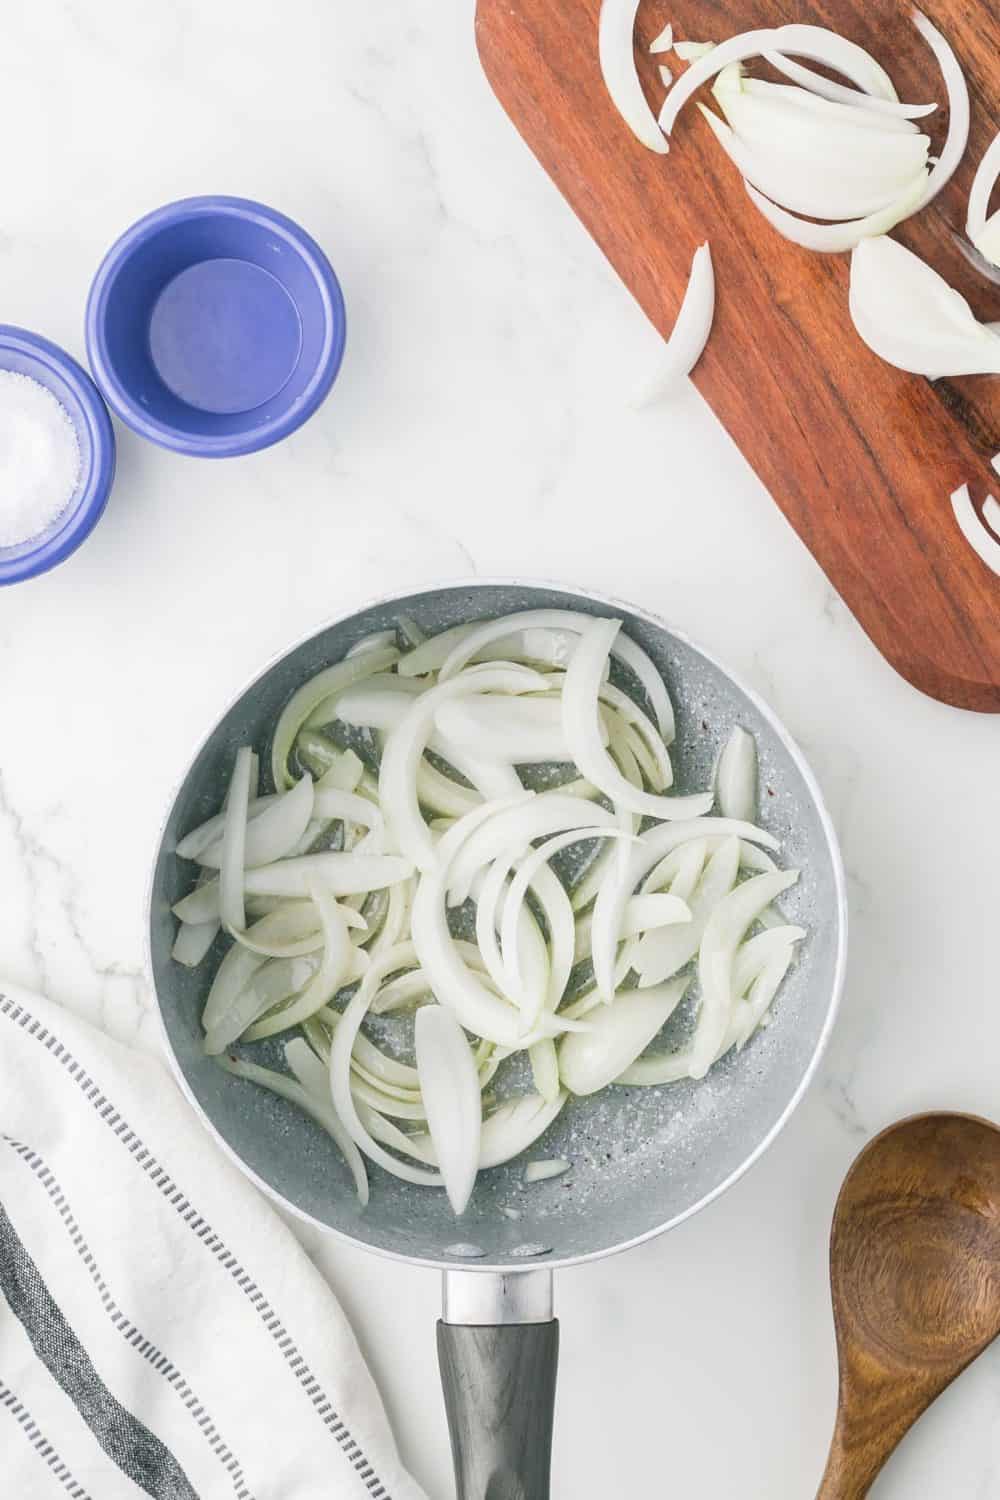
1;3;998;1496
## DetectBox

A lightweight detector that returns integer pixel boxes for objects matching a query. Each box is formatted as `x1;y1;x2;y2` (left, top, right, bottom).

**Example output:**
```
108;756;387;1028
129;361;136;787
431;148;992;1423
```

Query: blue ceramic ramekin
85;196;346;458
0;326;117;587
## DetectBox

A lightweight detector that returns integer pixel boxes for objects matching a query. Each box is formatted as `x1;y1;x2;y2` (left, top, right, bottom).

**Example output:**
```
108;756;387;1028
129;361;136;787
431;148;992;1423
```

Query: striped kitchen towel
0;981;427;1500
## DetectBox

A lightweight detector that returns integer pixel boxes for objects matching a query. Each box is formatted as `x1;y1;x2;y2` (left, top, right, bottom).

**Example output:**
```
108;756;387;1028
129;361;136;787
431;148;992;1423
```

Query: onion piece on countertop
715;726;757;822
562;618;713;822
219;746;253;933
415;1006;482;1215
951;485;1000;577
559;978;690;1095
850;236;1000;379
598;0;669;154
689;869;799;1078
633;242;715;404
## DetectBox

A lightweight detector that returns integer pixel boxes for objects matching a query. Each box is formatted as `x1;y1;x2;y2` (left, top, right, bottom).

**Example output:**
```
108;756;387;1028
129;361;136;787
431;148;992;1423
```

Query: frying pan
147;580;847;1499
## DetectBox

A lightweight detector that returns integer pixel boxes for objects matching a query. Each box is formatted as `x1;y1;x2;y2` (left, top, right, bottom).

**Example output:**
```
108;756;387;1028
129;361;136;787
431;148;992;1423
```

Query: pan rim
145;575;848;1274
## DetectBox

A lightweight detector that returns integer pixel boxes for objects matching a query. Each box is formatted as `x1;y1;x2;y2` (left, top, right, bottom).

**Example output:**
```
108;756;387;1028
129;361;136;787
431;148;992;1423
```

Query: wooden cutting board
475;0;1000;711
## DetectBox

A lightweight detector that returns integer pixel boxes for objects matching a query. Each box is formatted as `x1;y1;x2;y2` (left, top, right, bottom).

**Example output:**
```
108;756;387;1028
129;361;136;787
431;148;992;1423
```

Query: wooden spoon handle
815;1408;898;1500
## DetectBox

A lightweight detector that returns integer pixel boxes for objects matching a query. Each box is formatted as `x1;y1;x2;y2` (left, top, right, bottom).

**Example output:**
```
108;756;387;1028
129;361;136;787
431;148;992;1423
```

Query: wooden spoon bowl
818;1113;1000;1498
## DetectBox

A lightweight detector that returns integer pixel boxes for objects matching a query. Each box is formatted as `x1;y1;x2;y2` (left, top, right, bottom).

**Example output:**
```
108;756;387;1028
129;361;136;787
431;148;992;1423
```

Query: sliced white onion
762;51;928;118
219;1053;369;1205
715;726;757;821
434;695;588;764
219;747;253;933
983;493;1000;541
438;609;676;743
633;242;715;404
562;618;713;821
479;1092;567;1168
650;21;673;53
642;836;707;903
730;945;796;1049
346;629;398;658
202;941;269;1035
633;836;741;988
591;817;776;998
967;129;1000;248
559;977;689;1095
380;665;547;870
329;955;445;1187
414;1006;481;1215
446;794;616;906
742;77;927;132
524;1157;570;1182
171;918;219;966
850;236;1000;378
951;484;1000;577
529;1040;562;1103
231;900;326;959
700;108;912;221
732;925;806;996
242;886;353;1042
744;170;929;254
271;646;399;789
176;794;275;862
658;24;896;136
618;891;691;938
674;40;714;61
201;775;315;870
911;9;969;210
599;0;669;154
689;869;798;1078
501;827;634;1021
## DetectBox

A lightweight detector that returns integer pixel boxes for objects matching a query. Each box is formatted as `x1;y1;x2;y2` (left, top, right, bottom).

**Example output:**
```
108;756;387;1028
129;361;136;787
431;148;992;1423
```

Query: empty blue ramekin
0;326;117;587
85;196;346;458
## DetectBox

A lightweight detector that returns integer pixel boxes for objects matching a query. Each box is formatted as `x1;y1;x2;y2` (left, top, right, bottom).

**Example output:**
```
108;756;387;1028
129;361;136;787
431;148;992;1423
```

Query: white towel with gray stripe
0;981;427;1500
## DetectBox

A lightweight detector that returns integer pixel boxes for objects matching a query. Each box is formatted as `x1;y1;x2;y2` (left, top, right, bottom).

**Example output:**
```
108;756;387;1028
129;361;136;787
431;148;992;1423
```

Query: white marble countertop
2;3;999;1495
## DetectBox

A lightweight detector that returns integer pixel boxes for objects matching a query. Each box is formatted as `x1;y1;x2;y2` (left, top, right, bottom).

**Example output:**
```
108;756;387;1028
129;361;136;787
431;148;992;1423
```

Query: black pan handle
437;1270;558;1500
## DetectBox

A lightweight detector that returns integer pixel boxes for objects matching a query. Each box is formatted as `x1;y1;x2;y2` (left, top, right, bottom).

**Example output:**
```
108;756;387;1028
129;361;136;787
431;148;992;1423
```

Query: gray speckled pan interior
148;582;846;1271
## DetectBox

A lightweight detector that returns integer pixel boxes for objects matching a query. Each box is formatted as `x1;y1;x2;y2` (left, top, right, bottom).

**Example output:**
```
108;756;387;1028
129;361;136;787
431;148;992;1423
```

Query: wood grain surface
817;1113;1000;1497
475;0;1000;710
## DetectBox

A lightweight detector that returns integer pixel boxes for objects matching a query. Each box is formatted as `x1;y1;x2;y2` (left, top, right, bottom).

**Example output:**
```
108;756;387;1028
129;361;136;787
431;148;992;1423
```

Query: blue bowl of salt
85;196;346;458
0;326;116;586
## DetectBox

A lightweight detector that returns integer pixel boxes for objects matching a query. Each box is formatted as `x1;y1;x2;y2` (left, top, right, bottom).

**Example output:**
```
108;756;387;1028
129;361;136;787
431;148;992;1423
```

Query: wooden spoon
817;1113;1000;1498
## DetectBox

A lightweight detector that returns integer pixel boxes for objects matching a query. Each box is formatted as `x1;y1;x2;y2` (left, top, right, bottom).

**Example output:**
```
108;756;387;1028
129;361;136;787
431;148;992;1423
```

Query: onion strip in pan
219;746;253;933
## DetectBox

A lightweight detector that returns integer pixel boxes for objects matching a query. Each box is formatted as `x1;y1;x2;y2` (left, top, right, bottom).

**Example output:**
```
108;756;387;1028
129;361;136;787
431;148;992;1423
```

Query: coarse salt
0;371;81;549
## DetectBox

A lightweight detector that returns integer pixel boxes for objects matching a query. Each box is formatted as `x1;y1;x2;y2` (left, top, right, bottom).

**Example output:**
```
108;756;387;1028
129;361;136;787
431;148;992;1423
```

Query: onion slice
562;618;713;821
598;0;669;154
951;484;1000;577
633;242;714;403
650;22;673;53
219;747;253;932
241;886;353;1042
744;170;928;254
633;835;741;988
219;1053;369;1205
479;1092;567;1168
689;869;798;1077
201;775;315;869
658;24;896;136
966;129;1000;251
559;977;690;1094
715;726;757;821
983;494;1000;541
171;919;219;967
524;1158;570;1182
415;1006;482;1214
271;646;399;790
911;9;969;211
